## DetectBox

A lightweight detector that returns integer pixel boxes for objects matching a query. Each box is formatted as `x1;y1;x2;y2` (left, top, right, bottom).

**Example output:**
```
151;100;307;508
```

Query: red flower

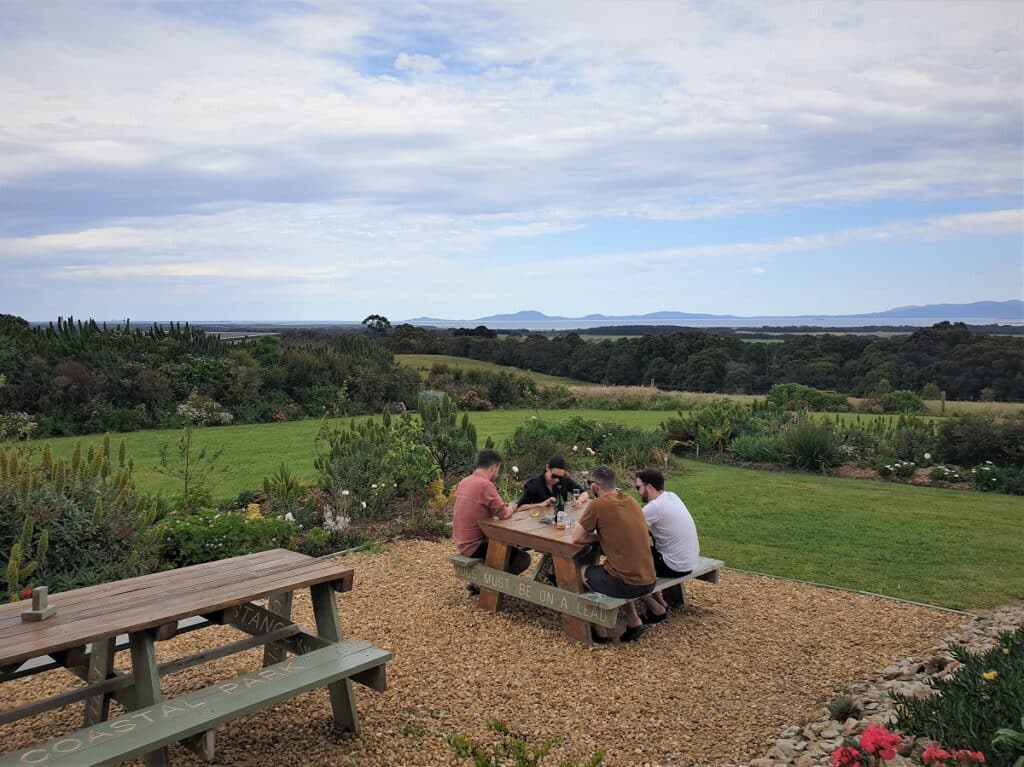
831;746;862;767
922;744;953;765
19;587;33;600
951;750;985;764
860;725;902;760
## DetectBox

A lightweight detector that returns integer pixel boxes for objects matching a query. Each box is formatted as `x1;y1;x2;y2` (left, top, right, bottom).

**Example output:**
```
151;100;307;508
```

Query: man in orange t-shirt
452;450;531;586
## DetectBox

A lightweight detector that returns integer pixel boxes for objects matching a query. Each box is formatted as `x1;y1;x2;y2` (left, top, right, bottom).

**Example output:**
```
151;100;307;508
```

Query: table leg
478;540;511;612
128;629;170;767
310;582;360;734
83;636;115;726
262;591;293;666
552;556;592;645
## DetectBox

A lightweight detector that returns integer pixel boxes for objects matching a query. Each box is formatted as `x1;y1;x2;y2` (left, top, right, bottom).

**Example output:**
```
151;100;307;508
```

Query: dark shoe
590;627;614;644
620;625;646;643
642;611;668;625
466;584;480;596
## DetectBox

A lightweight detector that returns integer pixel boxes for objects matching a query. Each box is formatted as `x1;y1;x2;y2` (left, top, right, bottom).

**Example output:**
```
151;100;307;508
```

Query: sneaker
590;627;614;644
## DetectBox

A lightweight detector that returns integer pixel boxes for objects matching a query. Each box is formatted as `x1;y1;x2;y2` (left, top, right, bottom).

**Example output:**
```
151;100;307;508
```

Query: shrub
893;625;1024;765
876;458;916;479
176;391;234;426
970;463;1024;495
778;418;842;472
727;434;783;463
292;527;366;557
160;508;295;568
416;395;477;479
502;416;662;477
0;411;39;441
767;383;851;412
883;389;926;414
937;415;1024;469
0;437;161;597
314;411;439;522
535;385;580;409
929;465;966;485
883;416;938;462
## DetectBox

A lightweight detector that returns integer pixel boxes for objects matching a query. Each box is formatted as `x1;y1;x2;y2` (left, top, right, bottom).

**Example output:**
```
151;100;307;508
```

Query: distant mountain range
405;300;1024;324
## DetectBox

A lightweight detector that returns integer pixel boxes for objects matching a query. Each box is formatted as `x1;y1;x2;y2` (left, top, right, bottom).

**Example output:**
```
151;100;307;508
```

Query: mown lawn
15;410;1024;610
674;460;1023;610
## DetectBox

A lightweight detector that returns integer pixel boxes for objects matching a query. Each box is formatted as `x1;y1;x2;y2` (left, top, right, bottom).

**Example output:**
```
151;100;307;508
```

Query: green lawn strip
395;354;592;387
676;460;1023;610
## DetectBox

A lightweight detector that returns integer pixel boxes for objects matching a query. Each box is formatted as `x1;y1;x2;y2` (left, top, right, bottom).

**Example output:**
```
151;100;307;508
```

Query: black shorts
651;547;692;579
585;564;654;599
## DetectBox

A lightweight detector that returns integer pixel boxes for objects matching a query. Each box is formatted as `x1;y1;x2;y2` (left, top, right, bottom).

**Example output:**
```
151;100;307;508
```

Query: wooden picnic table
449;503;724;646
0;549;391;766
478;506;595;643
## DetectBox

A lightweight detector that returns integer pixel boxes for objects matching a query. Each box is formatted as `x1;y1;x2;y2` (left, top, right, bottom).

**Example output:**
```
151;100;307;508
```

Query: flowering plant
831;726;988;767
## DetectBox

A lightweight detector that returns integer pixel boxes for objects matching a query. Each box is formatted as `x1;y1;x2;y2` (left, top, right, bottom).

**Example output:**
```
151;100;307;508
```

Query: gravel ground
0;540;964;767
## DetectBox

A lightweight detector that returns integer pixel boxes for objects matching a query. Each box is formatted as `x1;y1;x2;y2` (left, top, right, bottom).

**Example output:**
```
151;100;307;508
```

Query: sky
1;1;1022;322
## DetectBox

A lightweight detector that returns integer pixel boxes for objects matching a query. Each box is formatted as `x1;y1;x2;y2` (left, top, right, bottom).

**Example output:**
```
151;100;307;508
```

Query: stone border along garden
743;605;1024;767
0;540;973;767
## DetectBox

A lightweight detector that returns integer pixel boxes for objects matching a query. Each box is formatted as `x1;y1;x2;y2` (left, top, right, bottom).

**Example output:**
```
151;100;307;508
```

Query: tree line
0;315;419;437
382;321;1024;400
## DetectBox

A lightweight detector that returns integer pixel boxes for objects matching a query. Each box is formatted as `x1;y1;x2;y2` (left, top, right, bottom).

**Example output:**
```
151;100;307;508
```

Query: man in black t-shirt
515;455;588;510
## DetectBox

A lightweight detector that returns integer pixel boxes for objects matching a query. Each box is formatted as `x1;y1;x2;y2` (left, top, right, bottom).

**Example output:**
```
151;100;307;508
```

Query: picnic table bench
449;509;723;645
0;549;391;766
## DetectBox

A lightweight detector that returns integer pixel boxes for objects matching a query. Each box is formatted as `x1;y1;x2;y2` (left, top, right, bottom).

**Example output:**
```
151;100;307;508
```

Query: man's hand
546;496;557;506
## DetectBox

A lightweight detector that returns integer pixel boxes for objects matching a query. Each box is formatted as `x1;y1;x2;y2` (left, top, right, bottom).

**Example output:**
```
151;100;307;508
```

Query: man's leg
639;593;667;618
510;547;532;575
580;565;612;642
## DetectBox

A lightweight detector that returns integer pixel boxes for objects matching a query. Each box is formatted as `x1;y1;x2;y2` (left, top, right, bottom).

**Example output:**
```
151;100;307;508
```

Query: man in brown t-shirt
452;450;531;587
572;465;655;642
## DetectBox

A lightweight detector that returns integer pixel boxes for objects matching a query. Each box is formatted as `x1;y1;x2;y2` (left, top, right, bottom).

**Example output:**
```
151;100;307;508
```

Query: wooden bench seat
577;556;724;610
449;553;723;631
0;639;391;767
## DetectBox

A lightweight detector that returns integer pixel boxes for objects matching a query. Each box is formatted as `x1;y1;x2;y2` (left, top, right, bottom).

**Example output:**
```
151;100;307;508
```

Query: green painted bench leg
128;629;170;767
83;636;115;726
310;582;360;734
262;591;293;666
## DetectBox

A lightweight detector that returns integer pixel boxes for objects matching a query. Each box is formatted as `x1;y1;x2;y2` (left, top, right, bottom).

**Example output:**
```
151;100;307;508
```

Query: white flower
371;484;378;489
924;452;931;460
341;490;350;496
284;512;295;523
512;466;519;474
361;501;367;509
586;447;595;455
985;460;993;465
572;445;578;451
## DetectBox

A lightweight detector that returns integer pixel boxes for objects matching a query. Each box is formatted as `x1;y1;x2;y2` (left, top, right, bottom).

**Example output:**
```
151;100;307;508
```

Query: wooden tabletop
480;505;588;560
0;549;353;668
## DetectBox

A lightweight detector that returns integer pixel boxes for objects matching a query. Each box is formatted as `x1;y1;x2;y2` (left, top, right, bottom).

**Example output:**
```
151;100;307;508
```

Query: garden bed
0;541;964;766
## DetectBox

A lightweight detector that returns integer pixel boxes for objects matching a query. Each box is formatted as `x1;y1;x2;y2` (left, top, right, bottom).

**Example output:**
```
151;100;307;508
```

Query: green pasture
15;409;1024;610
395;354;590;387
676;460;1023;610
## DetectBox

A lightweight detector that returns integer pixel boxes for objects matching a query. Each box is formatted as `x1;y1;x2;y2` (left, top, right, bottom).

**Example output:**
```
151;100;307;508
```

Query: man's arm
571;524;598;545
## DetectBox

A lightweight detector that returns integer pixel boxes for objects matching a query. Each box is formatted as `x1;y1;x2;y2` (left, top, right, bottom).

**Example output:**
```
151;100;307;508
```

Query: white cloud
394;52;443;74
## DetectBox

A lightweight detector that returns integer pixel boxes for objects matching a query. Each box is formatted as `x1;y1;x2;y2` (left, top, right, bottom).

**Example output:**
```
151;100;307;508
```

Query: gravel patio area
0;540;964;766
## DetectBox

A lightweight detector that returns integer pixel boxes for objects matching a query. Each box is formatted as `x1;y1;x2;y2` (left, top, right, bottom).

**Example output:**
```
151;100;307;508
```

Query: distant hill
405;300;1023;324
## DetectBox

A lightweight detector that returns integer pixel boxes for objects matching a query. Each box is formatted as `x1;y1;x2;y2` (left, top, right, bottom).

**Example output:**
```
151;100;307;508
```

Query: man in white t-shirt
632;468;700;623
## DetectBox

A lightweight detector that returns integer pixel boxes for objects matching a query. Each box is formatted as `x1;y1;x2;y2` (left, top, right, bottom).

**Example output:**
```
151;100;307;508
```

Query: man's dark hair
590;465;615;490
476;449;502;469
635;468;665;491
547;455;567;470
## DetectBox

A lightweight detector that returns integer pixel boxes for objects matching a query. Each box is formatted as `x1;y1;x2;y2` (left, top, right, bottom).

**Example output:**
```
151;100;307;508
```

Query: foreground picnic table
0;549;391;766
450;507;723;645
